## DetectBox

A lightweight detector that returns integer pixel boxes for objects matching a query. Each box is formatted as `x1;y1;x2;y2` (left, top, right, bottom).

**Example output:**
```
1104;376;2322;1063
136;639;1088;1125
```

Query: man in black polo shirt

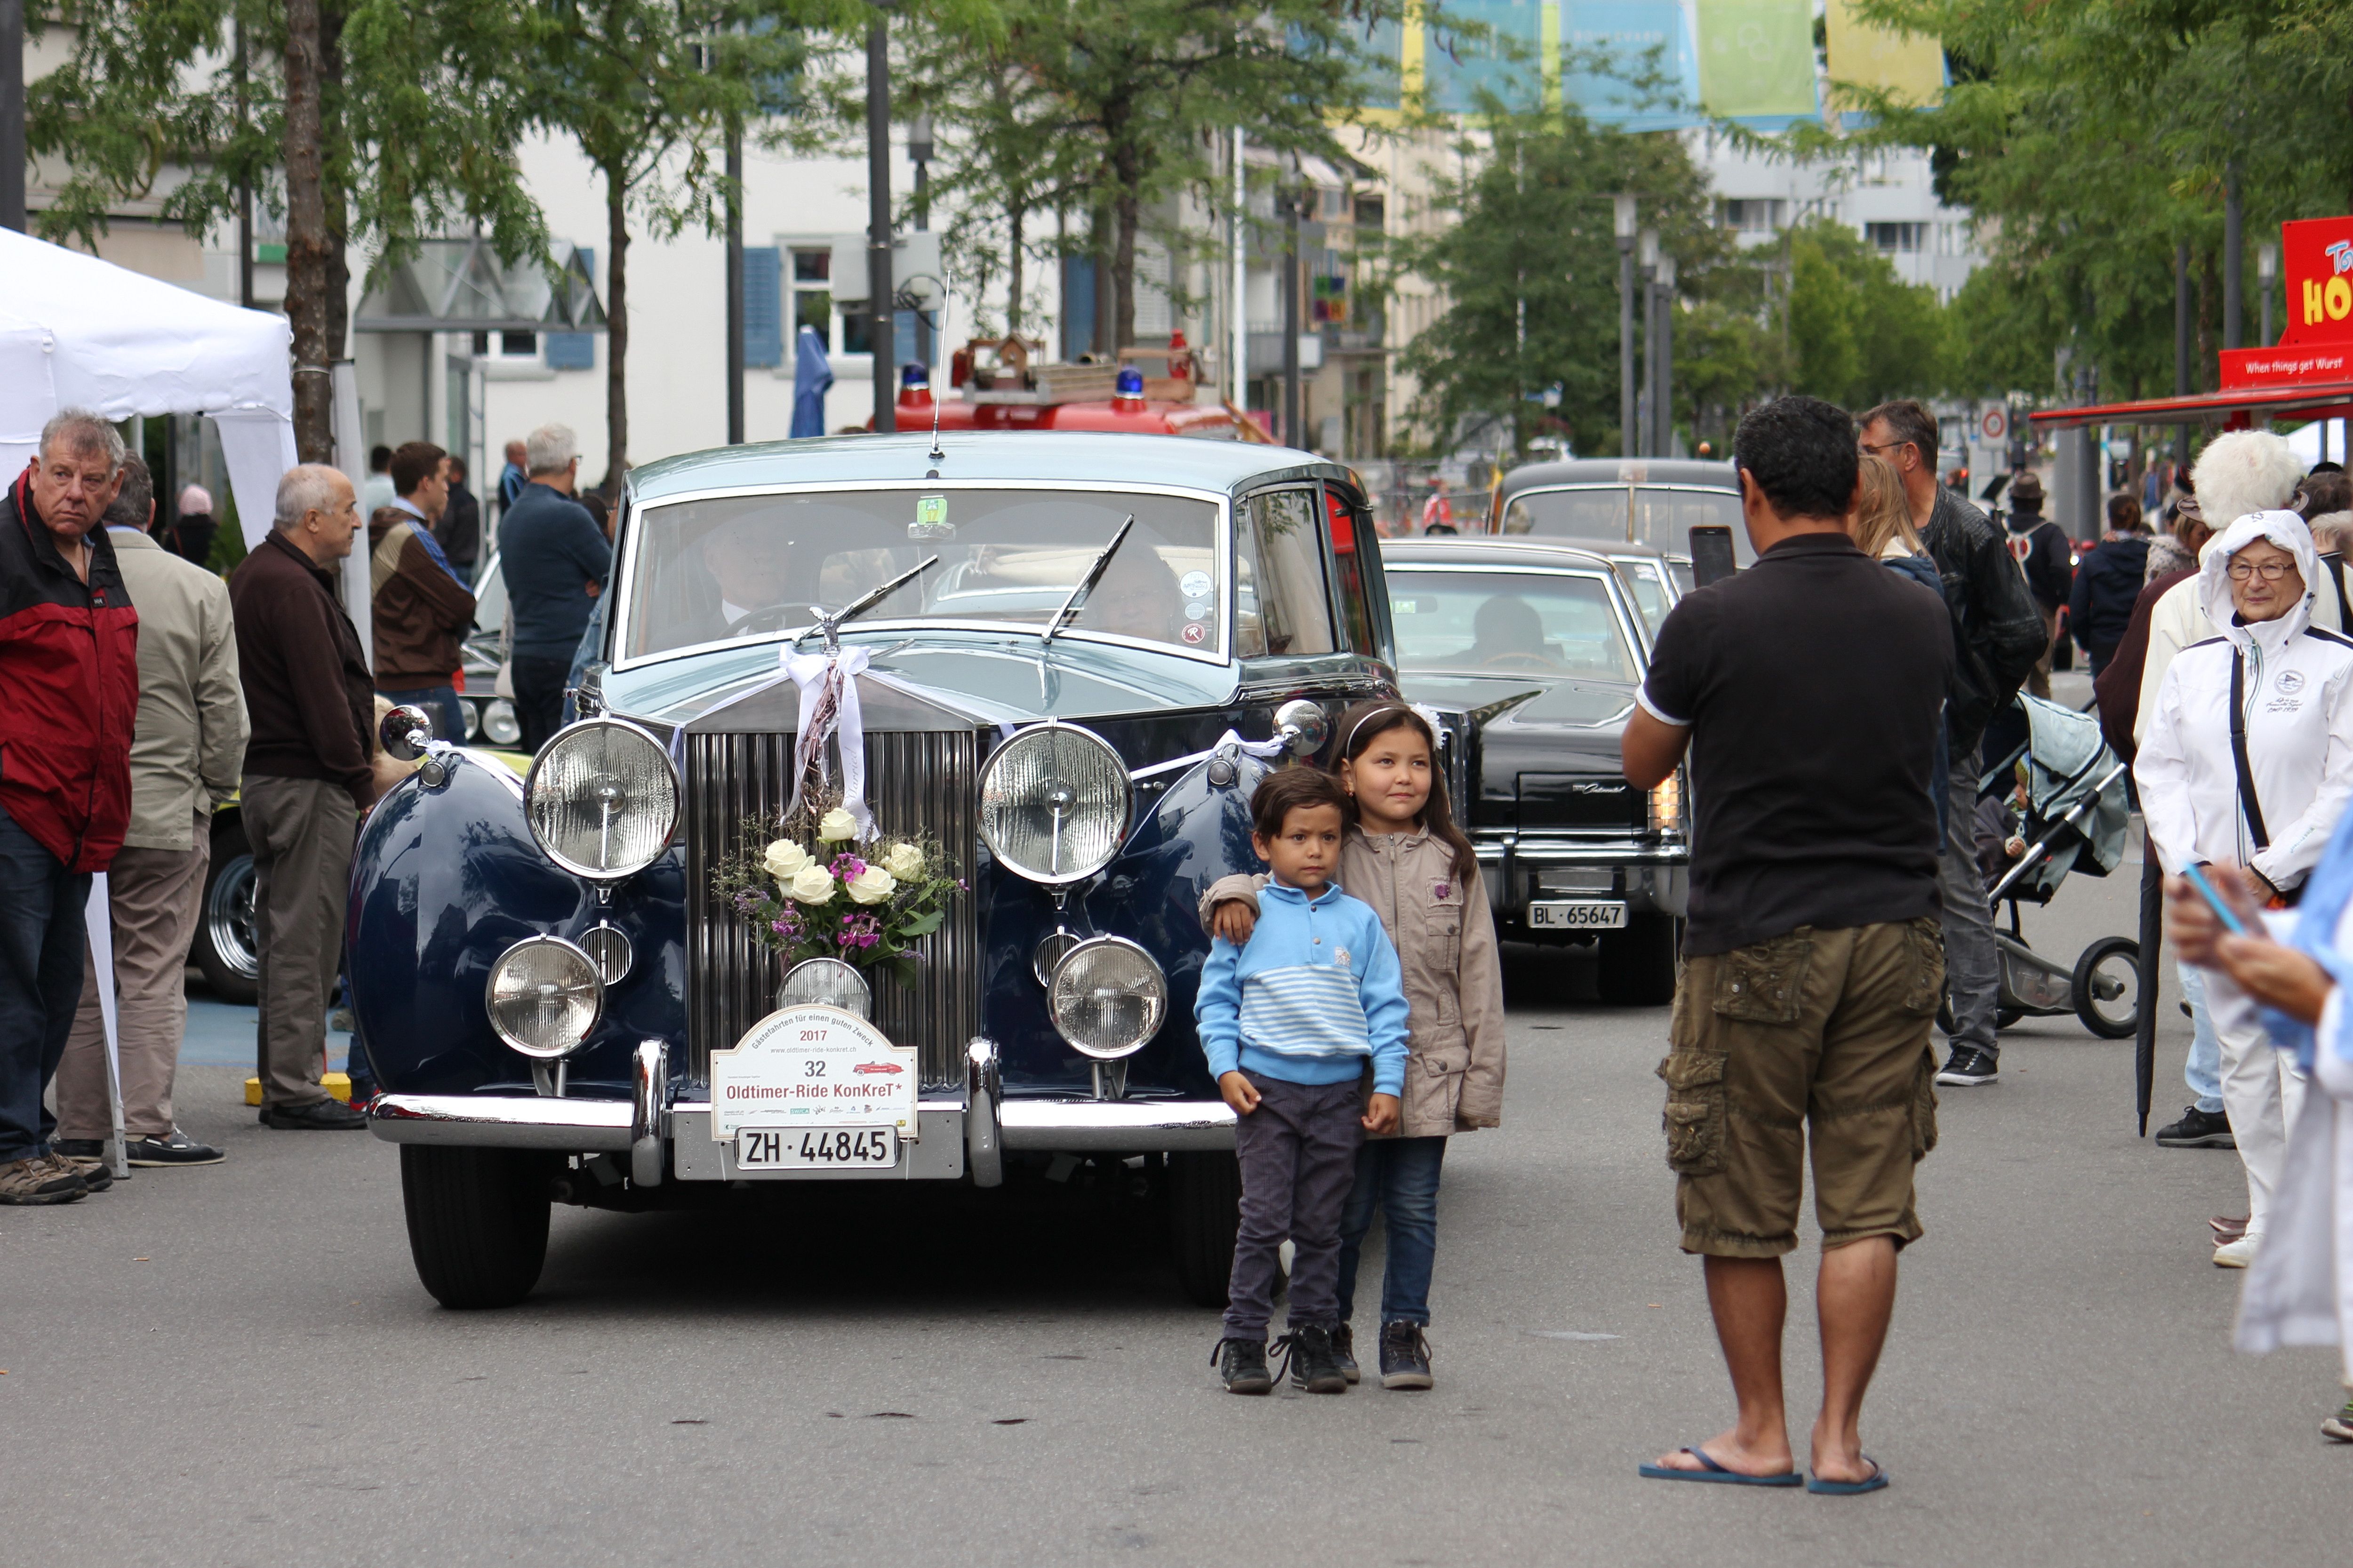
1623;395;1953;1495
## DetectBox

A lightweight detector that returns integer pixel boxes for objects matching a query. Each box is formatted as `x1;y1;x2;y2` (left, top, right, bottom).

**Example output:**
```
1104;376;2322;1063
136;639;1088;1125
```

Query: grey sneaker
0;1154;86;1204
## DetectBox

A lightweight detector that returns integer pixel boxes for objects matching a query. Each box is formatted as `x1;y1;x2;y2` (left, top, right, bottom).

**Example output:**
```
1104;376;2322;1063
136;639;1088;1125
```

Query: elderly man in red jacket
0;409;139;1206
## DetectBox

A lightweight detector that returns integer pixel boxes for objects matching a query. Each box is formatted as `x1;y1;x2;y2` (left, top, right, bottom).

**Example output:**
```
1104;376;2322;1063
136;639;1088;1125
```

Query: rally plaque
709;1004;920;1142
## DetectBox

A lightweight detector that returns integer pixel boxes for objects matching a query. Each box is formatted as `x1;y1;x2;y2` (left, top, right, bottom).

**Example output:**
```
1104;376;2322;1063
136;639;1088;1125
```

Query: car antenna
927;384;945;465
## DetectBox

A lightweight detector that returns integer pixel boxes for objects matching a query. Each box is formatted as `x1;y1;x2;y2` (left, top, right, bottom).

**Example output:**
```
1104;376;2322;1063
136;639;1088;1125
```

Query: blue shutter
546;246;596;369
744;246;784;368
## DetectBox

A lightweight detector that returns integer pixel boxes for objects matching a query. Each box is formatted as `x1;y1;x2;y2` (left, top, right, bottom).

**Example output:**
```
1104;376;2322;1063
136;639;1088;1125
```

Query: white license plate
735;1126;899;1170
1528;900;1628;930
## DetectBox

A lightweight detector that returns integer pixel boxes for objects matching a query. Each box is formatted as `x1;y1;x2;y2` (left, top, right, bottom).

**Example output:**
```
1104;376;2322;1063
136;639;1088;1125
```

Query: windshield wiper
1041;515;1135;645
796;554;939;652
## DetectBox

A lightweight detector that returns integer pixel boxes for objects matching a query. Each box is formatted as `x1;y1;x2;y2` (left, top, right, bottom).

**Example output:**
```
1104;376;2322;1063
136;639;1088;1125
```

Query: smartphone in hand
2182;864;2249;936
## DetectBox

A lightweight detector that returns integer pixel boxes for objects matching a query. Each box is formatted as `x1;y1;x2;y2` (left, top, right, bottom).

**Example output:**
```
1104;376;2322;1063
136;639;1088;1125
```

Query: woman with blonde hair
1852;452;1952;837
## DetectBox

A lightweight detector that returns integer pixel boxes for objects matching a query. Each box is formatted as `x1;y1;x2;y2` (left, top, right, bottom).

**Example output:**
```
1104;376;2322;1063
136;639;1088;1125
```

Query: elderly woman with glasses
2141;510;2353;1270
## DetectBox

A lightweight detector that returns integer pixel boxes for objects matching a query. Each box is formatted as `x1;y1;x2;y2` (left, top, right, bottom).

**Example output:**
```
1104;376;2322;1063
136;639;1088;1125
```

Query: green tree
1780;218;1946;407
31;0;548;457
1387;103;1725;457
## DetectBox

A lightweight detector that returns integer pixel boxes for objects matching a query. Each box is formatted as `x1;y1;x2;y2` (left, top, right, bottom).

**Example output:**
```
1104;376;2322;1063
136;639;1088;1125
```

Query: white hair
178;483;214;516
525;422;578;476
274;464;346;530
2191;431;2307;532
40;408;125;471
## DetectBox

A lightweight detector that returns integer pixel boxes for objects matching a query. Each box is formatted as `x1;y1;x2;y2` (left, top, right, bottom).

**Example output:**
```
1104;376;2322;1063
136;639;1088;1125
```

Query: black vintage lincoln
352;432;1400;1308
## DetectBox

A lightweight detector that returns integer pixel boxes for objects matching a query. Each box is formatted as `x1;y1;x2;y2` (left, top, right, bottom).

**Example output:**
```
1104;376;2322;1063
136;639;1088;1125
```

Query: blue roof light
1114;366;1145;397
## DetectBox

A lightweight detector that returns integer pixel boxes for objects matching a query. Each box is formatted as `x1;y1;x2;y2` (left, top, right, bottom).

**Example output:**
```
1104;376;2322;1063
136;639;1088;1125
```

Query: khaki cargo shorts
1657;919;1943;1258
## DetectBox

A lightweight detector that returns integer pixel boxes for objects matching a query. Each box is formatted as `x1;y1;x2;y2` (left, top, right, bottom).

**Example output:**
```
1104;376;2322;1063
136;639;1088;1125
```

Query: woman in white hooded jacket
2141;510;2353;1267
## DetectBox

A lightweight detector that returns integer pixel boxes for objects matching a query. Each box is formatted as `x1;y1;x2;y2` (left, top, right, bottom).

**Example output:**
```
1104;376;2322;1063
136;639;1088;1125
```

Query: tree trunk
1111;166;1139;354
321;0;348;368
604;165;629;498
283;0;330;461
2197;247;2218;393
1006;200;1026;336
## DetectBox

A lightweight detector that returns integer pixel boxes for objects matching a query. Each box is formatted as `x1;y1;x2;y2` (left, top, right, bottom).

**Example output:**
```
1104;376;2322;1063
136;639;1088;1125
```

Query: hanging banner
1560;0;1704;130
1694;0;1820;125
1824;0;1945;109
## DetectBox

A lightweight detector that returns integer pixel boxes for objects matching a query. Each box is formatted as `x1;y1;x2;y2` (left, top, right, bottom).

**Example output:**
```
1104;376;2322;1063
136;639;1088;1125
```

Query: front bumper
1473;835;1689;920
367;1039;1236;1185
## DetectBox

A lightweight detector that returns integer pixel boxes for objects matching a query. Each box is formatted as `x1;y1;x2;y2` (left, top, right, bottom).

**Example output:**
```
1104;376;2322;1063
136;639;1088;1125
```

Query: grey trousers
1938;746;2001;1061
244;777;357;1110
1224;1072;1365;1339
56;833;209;1139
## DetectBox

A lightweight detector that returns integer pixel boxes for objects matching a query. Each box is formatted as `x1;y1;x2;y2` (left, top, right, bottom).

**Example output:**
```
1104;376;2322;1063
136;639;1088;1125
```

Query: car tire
1596;915;1680;1006
400;1145;552;1310
192;815;260;1005
1167;1150;1242;1308
2070;934;2141;1040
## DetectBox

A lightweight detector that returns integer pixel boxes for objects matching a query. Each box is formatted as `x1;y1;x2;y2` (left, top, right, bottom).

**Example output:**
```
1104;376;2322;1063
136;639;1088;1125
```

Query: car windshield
1385;568;1641;684
1502;484;1751;565
1609;556;1673;639
620;488;1224;662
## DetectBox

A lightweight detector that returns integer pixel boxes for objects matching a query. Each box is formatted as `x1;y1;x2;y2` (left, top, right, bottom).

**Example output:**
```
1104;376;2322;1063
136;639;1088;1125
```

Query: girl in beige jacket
1201;700;1506;1390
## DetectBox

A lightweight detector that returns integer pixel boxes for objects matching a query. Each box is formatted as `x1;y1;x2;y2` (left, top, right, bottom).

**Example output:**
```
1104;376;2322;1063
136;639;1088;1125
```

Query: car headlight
524;718;678;880
1048;936;1167;1060
978;722;1132;885
483;698;521;747
484;936;602;1059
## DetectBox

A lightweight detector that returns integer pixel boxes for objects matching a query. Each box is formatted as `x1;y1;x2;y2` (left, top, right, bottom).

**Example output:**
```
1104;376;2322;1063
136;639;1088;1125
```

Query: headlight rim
1047;933;1168;1061
521;716;680;882
483;934;605;1060
977;720;1134;887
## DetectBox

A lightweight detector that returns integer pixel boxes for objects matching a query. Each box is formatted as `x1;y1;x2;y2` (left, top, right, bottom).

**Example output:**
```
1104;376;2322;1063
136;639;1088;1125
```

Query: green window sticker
909;495;953;539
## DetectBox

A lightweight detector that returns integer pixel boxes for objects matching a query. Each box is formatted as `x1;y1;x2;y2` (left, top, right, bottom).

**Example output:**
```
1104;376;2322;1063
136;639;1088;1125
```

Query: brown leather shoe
0;1154;86;1204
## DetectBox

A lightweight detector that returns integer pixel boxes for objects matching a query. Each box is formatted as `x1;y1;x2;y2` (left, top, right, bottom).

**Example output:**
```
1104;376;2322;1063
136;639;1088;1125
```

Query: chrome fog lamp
1048;936;1167;1060
978;722;1132;885
524;718;679;880
485;936;603;1059
775;957;872;1019
482;698;522;748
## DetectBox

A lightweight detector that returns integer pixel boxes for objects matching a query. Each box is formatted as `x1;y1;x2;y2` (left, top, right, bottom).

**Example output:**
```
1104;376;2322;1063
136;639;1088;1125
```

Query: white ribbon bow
784;647;873;838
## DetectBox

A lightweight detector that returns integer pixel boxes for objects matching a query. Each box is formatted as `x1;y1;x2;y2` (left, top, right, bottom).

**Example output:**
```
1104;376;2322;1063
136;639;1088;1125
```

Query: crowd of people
0;412;611;1202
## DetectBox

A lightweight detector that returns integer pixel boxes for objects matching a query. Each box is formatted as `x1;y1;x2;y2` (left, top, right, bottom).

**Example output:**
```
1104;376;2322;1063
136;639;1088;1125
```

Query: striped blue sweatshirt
1193;879;1411;1094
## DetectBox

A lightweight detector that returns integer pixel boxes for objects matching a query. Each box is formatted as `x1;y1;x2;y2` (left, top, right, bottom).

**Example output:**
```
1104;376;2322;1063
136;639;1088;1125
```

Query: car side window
1322;485;1381;658
1236;489;1337;658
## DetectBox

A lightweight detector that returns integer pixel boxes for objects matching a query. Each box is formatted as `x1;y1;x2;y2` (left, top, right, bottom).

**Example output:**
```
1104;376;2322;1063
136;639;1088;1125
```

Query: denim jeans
2179;962;2225;1114
1938;747;2001;1061
378;684;464;744
0;801;92;1163
1335;1134;1448;1328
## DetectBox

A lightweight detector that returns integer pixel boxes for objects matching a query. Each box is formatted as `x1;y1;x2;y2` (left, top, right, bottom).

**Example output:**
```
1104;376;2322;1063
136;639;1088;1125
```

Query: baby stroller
1943;694;2142;1039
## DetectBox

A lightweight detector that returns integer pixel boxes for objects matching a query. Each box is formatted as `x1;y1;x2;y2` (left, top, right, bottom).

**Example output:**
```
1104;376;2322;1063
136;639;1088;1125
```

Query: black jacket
2068;534;2151;657
2005;512;2073;611
434;481;482;568
1919;485;2050;752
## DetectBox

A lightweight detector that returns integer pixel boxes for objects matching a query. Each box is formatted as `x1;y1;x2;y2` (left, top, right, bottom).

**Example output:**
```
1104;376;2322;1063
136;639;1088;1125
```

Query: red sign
2220;344;2353;390
2278;216;2353;348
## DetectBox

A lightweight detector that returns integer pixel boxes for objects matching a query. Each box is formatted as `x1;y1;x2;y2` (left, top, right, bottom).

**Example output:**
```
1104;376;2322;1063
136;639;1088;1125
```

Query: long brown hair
1328;699;1480;888
1849;453;1919;560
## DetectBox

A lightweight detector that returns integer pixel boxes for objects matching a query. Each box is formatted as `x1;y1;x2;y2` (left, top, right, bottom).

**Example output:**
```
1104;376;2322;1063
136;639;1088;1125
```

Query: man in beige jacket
53;459;248;1167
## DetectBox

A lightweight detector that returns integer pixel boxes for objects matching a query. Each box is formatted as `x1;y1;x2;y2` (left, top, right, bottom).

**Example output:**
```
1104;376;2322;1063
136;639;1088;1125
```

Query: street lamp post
725;113;744;445
1282;172;1304;449
1614;195;1637;460
909;112;934;375
1653;254;1676;459
1;0;24;232
1636;228;1659;459
2223;160;2243;352
864;16;895;433
2259;241;2279;348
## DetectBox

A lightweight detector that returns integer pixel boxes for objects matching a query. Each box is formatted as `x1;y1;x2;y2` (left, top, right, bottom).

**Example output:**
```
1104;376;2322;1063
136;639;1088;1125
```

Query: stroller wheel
2071;935;2142;1040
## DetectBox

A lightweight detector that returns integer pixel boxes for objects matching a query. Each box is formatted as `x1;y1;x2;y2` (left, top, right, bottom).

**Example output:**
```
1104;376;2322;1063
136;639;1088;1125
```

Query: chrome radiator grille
683;729;980;1090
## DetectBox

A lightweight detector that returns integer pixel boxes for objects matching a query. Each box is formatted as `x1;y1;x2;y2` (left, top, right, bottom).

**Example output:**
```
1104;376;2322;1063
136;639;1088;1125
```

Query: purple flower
831;853;867;880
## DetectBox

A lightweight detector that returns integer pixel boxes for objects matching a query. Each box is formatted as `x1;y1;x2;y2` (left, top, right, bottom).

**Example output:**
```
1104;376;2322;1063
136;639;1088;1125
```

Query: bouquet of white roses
710;793;965;987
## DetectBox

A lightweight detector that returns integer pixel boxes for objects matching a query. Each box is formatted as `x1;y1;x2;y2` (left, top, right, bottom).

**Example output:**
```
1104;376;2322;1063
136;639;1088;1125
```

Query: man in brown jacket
229;465;373;1131
370;441;475;740
54;459;248;1167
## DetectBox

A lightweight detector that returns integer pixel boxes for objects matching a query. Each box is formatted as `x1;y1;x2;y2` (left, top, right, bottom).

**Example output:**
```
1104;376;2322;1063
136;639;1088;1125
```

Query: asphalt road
8;820;2351;1564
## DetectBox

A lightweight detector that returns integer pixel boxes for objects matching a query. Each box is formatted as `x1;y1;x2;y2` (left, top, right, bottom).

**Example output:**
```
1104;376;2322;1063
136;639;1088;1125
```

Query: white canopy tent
0;226;298;546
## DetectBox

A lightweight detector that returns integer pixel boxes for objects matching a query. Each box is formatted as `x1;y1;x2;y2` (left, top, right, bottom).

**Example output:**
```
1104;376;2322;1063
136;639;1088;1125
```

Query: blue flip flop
1638;1447;1806;1487
1807;1458;1888;1495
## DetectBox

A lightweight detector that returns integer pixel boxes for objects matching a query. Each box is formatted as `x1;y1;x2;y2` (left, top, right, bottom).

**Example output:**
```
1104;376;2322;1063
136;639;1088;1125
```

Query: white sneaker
2213;1232;2265;1269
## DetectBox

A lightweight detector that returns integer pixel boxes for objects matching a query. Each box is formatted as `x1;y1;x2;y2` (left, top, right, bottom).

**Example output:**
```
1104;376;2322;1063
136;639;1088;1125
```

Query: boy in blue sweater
1197;768;1410;1394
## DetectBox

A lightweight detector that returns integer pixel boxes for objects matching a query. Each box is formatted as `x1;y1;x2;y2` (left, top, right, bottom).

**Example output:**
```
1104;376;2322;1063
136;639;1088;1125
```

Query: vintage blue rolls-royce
355;432;1399;1308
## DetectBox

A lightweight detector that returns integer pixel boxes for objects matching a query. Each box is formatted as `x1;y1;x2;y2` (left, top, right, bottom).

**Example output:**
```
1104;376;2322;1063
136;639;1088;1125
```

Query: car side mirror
1689;525;1737;588
1274;698;1329;758
380;704;433;762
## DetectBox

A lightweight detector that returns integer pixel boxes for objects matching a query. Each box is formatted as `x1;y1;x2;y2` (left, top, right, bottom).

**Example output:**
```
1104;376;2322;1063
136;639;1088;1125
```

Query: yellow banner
1825;0;1944;108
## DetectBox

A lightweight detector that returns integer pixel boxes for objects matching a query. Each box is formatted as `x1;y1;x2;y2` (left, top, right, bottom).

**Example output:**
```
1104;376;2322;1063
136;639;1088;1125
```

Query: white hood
2198;509;2322;655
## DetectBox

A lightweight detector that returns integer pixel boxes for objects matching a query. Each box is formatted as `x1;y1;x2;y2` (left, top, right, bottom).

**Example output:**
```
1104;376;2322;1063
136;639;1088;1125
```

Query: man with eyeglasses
1859;400;2048;1088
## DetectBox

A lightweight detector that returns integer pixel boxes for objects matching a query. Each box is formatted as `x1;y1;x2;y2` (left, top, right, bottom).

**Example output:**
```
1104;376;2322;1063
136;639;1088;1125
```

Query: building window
1717;199;1786;234
791;247;833;353
743;246;782;369
1865;222;1927;254
501;329;536;356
